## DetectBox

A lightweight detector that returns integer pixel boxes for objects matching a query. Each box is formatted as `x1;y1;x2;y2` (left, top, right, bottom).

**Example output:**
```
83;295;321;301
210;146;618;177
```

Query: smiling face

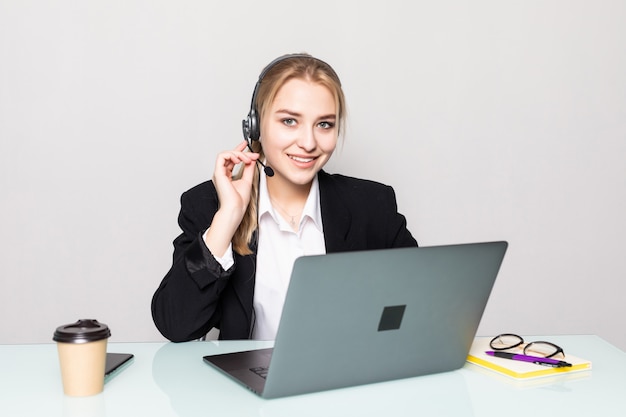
260;77;338;193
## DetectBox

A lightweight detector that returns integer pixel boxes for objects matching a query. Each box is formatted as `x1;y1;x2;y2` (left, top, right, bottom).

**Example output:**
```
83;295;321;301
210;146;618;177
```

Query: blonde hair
232;54;346;255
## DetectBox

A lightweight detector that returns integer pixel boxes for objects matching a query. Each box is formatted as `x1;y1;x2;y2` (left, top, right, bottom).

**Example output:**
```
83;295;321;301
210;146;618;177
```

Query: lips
288;155;316;163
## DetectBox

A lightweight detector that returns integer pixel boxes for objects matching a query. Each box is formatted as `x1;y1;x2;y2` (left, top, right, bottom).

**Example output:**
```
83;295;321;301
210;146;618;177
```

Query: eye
318;121;335;129
282;118;297;126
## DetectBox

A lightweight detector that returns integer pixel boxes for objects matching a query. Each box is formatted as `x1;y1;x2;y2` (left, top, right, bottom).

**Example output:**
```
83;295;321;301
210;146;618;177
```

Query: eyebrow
274;109;336;120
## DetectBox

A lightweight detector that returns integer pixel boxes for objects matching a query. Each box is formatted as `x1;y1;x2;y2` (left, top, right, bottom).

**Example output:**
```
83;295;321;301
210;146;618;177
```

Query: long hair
232;54;346;255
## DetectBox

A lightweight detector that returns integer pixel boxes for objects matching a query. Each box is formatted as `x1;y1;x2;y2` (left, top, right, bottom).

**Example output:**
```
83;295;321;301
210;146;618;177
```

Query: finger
219;151;253;167
235;140;249;152
235;141;262;162
239;158;258;183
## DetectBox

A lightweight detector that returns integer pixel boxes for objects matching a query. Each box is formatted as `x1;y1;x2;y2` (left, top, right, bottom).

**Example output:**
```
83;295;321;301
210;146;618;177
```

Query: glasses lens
524;342;564;358
490;334;523;350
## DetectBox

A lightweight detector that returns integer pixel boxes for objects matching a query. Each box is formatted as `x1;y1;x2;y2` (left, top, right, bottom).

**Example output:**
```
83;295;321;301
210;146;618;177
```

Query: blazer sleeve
151;182;234;342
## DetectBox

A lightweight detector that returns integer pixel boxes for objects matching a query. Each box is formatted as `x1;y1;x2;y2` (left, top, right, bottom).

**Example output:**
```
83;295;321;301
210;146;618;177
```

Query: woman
151;53;417;342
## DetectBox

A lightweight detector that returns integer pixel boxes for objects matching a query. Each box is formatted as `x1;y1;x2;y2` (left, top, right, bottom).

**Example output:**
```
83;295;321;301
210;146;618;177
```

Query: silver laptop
203;241;508;398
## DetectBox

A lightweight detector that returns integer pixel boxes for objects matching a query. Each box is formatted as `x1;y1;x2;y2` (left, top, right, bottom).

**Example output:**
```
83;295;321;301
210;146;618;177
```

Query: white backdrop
1;0;625;350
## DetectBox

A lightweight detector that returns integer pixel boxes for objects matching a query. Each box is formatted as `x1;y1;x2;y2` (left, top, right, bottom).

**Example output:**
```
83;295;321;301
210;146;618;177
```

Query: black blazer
151;170;417;342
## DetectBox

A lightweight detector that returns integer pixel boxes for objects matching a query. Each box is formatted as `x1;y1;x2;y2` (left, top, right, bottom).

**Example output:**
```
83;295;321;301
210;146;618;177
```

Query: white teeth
290;156;314;163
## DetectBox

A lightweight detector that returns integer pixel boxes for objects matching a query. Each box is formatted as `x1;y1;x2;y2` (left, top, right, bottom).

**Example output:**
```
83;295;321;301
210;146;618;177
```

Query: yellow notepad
466;337;592;379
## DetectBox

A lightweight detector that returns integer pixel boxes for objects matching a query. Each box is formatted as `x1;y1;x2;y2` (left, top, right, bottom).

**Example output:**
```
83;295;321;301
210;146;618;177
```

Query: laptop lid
205;241;508;398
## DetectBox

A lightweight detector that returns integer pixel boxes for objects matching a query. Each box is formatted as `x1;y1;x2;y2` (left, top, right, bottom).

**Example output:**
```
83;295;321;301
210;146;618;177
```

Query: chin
291;175;317;186
284;171;318;186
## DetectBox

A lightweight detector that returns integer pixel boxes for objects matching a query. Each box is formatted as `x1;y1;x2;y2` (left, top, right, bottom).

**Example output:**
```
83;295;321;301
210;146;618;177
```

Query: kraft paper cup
53;319;111;397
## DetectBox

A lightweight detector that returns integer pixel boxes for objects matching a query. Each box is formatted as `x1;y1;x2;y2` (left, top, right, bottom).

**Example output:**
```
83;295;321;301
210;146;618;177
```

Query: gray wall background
1;1;624;350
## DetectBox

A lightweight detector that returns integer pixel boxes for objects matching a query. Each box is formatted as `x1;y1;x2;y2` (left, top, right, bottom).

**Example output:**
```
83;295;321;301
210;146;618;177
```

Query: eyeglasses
489;333;565;359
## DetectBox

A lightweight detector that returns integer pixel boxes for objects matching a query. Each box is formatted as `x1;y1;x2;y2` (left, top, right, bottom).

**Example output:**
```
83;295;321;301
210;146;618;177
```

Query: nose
296;126;317;152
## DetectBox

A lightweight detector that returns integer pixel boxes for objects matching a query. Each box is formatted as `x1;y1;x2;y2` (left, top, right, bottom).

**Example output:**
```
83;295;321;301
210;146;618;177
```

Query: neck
266;177;311;209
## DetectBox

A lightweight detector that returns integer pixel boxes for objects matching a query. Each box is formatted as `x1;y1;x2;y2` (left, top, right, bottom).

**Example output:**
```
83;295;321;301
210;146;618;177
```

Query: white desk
1;335;625;417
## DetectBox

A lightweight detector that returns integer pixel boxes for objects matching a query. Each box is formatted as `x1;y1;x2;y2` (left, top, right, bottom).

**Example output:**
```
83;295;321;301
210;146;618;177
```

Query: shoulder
318;171;400;215
180;180;218;205
317;171;417;249
318;171;396;197
177;180;220;222
175;180;220;232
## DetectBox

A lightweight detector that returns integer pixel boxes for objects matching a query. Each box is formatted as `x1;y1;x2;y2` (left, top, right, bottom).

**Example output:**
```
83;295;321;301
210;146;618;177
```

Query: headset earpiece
242;103;260;144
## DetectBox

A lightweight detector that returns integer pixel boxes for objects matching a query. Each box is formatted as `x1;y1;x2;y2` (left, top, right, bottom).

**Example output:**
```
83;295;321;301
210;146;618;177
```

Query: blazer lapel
318;171;353;253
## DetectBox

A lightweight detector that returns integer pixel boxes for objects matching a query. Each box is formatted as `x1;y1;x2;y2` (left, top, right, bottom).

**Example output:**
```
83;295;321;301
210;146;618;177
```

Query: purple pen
485;351;572;368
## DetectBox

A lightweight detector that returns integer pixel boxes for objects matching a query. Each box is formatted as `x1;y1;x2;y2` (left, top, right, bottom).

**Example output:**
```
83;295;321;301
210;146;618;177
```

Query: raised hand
205;141;259;257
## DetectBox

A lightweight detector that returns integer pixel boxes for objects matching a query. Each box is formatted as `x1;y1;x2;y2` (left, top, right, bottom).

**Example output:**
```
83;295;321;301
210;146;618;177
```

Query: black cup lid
53;319;111;343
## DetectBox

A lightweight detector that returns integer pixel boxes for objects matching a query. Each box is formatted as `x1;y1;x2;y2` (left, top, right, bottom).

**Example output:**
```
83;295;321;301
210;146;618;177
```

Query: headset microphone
256;159;274;177
246;142;274;177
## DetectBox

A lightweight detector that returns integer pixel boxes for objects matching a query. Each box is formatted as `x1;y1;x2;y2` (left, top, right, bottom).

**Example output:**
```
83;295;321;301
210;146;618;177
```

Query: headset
240;54;340;177
241;53;340;144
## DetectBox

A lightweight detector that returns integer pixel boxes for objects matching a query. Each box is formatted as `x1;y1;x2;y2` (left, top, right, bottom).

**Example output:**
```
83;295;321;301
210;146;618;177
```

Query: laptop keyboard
249;366;269;379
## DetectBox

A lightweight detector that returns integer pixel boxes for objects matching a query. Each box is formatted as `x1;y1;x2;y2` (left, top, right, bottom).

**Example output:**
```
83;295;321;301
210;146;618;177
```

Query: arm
151;185;233;342
151;142;259;342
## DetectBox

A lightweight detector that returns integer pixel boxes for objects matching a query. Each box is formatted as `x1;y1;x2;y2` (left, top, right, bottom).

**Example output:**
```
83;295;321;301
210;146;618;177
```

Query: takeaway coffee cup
53;319;111;396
